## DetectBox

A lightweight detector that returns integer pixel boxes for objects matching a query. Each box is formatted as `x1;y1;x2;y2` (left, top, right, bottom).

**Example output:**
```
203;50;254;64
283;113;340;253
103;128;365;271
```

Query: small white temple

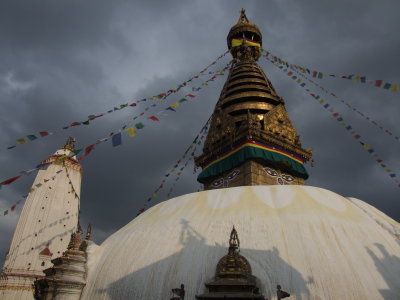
0;137;82;299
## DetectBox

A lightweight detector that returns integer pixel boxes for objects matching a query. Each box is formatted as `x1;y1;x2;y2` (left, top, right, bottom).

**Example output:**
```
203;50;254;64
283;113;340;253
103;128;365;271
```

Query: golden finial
63;136;76;151
229;226;240;251
237;8;249;23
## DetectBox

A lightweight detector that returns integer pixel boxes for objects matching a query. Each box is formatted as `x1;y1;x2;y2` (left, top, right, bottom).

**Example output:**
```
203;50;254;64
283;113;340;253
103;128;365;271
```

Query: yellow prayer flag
391;84;399;92
156;100;163;104
148;97;154;100
125;127;137;137
340;122;347;126
386;168;393;172
16;138;26;144
363;144;371;149
319;99;325;104
152;193;157;198
29;188;35;193
170;103;180;108
355;76;361;82
296;79;302;83
201;82;208;86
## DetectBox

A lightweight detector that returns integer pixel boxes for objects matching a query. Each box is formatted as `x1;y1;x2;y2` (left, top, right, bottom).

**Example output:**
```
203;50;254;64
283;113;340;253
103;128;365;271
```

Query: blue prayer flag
112;132;122;147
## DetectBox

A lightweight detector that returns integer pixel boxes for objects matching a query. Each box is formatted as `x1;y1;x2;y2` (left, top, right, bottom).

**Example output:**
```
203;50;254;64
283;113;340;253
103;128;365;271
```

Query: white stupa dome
81;185;400;299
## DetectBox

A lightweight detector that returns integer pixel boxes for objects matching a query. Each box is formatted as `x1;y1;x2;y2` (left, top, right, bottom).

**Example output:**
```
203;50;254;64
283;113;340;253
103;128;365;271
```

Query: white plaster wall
1;148;81;300
82;186;400;300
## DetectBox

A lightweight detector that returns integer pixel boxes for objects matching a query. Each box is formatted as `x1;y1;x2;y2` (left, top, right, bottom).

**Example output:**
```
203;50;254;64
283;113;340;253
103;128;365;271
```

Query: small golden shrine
196;226;265;299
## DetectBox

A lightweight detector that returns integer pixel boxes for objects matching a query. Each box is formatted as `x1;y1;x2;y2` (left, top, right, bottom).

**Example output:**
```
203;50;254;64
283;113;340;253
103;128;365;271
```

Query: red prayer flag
70;122;80;126
332;113;339;118
148;116;160;121
11;205;16;211
312;71;318;78
84;144;95;156
129;103;137;107
39;131;49;137
185;94;196;98
139;208;145;213
376;159;383;163
1;175;22;185
374;80;383;87
354;134;361;139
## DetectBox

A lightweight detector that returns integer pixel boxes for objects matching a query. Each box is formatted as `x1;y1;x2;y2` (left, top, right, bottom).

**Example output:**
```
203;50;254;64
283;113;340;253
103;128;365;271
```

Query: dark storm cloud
1;0;399;266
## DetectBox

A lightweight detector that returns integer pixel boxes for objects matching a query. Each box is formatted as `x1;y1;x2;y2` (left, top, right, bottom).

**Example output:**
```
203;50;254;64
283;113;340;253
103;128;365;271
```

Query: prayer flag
16;138;26;144
27;135;38;141
374;80;383;87
332;113;339;118
317;72;323;79
179;98;188;103
148;116;160;121
185;94;196;98
125;127;137;137
391;84;399;92
4;210;8;216
152;193;157;198
135;123;145;129
139;208;145;213
7;146;16;150
1;175;22;185
130;103;137;107
170;103;180;108
11;205;16;211
84;144;95;156
312;71;317;78
390;174;396;178
82;121;90;125
383;83;391;89
70;122;80;126
39;131;49;137
112;133;122;147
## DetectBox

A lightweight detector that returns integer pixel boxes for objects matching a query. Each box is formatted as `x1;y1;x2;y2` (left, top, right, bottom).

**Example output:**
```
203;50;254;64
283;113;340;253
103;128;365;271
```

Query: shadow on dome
366;243;400;299
94;219;310;299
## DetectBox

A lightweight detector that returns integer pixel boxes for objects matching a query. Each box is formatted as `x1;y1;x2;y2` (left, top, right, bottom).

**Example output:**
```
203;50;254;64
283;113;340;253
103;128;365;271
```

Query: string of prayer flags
4;51;229;153
264;49;399;93
137;118;211;216
269;52;400;143
1;169;64;217
265;55;400;188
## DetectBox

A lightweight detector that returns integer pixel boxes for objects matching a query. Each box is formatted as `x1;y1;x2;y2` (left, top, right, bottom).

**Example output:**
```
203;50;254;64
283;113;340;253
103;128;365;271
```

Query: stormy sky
1;0;399;265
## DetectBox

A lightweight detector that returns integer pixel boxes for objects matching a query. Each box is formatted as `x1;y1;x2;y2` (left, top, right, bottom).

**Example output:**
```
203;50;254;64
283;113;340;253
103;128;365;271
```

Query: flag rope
4;51;229;152
263;53;400;188
137;117;211;215
265;50;399;92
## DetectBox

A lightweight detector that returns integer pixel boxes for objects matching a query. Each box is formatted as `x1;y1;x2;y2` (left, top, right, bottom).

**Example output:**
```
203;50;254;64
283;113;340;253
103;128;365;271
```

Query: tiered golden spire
195;10;312;190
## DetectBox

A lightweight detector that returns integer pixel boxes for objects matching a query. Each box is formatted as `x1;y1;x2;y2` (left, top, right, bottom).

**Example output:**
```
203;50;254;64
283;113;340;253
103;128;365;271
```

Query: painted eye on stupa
212;178;224;187
226;169;240;180
264;167;278;177
281;174;294;183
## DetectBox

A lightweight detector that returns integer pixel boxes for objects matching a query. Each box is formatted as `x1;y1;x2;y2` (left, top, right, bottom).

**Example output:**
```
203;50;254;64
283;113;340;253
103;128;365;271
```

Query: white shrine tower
0;137;82;299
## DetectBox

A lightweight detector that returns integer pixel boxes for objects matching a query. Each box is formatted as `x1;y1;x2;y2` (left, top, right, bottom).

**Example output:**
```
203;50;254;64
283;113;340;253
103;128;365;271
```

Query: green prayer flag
179;98;188;103
4;210;8;216
27;135;38;141
135;123;144;129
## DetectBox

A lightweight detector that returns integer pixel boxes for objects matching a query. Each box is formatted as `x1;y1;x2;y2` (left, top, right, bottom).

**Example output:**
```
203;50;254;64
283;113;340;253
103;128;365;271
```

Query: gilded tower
195;9;312;190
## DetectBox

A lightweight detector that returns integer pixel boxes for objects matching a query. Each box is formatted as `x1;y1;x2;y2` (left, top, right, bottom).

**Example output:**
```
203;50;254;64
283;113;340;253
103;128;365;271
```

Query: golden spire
195;11;312;190
237;8;249;23
62;136;76;151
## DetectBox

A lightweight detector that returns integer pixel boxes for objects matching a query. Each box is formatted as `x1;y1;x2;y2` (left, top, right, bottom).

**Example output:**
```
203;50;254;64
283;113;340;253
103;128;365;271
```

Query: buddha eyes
281;174;294;182
264;167;294;184
212;178;224;187
264;167;278;177
226;170;239;180
211;169;240;187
